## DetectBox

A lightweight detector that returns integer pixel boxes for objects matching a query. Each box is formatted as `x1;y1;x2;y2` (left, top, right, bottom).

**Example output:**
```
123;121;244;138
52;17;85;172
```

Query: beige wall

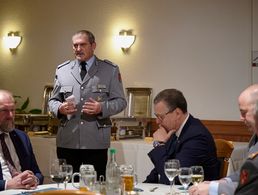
0;0;254;120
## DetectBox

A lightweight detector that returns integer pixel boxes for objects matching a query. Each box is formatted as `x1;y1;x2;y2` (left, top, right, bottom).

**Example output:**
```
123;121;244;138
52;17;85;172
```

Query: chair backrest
215;138;234;178
33;190;98;195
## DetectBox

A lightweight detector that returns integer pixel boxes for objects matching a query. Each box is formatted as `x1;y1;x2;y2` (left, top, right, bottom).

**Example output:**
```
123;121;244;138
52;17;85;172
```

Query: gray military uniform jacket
48;56;127;149
218;135;258;195
234;150;258;195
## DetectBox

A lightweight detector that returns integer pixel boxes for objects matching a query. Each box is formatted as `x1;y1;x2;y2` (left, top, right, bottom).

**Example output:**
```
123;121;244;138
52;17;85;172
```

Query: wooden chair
33;190;99;195
215;138;234;178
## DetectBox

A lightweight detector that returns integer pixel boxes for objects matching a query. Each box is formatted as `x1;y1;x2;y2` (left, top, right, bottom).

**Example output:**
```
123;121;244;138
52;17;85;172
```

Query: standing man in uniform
48;30;127;178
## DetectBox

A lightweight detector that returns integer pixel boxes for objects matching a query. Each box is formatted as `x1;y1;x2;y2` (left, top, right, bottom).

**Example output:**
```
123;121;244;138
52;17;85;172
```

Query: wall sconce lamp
117;30;136;53
3;31;22;52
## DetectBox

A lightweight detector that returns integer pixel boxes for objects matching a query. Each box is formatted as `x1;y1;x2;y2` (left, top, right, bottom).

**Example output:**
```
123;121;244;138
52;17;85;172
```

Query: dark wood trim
150;119;252;142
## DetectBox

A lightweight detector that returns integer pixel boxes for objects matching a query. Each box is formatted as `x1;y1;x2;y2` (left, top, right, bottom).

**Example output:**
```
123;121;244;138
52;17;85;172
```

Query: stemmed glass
49;158;67;188
190;166;204;186
164;159;180;195
178;167;192;195
61;164;73;189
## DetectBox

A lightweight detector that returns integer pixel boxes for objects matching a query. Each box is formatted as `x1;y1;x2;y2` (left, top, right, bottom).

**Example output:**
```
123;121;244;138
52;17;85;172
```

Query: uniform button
81;98;83;101
81;121;84;125
81;86;84;89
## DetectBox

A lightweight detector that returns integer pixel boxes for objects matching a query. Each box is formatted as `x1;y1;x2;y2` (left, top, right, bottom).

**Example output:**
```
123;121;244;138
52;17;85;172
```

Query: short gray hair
73;30;95;44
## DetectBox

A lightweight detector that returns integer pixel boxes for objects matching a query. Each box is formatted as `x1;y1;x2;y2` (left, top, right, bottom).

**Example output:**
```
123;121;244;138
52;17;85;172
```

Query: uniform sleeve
48;69;63;118
100;66;127;118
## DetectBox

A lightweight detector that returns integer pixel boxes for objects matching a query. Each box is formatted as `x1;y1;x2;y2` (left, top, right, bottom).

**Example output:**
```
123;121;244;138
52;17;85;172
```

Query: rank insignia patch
118;73;122;82
240;169;249;185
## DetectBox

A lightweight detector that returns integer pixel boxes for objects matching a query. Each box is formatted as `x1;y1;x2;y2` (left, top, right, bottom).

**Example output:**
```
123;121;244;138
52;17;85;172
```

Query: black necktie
0;134;19;177
80;61;87;80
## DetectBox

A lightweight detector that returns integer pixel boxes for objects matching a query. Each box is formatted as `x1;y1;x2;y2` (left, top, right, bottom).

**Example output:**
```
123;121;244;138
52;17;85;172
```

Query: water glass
72;164;96;191
61;164;73;189
164;159;180;195
178;167;192;195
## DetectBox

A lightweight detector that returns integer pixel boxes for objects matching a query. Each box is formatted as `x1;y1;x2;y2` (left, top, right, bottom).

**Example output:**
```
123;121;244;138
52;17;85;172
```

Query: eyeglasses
154;108;176;121
0;108;15;113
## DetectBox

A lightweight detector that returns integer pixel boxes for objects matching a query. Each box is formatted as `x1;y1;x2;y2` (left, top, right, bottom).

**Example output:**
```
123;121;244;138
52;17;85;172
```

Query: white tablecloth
29;136;248;184
0;183;184;195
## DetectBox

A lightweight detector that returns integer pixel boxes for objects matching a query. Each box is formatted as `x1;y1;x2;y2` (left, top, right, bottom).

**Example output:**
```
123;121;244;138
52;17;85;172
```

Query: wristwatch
153;140;165;148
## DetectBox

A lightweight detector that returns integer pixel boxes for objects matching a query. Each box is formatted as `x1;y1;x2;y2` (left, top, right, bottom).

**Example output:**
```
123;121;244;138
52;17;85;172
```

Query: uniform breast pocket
92;85;109;102
60;86;73;99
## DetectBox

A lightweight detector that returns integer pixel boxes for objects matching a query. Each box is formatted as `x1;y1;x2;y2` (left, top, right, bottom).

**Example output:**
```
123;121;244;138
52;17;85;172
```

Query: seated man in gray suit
234;99;258;195
189;84;258;195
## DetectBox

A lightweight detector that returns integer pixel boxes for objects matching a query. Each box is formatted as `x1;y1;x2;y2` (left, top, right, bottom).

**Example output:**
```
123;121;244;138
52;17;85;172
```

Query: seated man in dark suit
0;89;43;191
144;88;220;184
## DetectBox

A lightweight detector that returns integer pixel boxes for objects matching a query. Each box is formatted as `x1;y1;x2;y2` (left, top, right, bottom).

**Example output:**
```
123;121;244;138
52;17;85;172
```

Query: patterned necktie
0;133;19;177
80;61;87;80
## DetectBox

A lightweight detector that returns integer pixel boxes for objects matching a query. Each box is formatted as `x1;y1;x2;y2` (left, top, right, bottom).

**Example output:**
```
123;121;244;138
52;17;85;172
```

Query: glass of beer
119;164;137;192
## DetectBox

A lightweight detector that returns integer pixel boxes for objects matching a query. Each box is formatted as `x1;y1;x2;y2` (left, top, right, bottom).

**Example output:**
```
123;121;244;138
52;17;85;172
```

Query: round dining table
0;182;187;195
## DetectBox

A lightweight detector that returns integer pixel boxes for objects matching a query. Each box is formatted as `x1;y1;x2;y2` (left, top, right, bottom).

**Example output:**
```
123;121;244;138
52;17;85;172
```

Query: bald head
238;84;258;135
0;90;14;103
0;89;15;133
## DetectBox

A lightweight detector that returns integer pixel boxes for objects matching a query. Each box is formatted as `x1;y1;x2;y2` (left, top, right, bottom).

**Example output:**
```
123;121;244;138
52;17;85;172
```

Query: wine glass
178;167;192;195
164;159;180;195
190;166;204;186
49;158;67;188
61;164;73;189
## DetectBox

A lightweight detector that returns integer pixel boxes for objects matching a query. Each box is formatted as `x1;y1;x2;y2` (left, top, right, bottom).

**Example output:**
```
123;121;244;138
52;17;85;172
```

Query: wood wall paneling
150;119;252;142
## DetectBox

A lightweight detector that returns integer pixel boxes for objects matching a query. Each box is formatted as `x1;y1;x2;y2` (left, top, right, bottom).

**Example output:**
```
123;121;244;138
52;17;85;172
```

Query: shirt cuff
209;181;219;195
223;177;232;183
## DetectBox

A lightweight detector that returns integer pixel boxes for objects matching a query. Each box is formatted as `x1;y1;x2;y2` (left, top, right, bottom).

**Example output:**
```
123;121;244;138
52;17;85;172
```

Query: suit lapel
166;115;193;157
71;59;99;84
9;131;26;171
166;134;178;156
70;61;82;84
84;59;98;83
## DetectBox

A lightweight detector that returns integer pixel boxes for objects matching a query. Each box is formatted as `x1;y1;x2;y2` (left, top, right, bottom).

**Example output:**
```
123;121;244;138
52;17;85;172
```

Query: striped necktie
0;134;19;177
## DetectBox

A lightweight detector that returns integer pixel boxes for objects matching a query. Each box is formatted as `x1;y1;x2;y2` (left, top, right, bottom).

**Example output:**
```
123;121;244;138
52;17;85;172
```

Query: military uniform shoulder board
57;60;70;69
248;152;258;159
104;59;117;67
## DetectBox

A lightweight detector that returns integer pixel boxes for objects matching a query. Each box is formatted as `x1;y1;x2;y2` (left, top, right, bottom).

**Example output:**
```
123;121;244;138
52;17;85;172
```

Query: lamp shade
3;34;22;49
117;34;135;49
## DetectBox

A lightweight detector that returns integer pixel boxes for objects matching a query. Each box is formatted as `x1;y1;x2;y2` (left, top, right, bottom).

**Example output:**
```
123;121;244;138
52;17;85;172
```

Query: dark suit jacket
0;129;43;190
144;115;220;184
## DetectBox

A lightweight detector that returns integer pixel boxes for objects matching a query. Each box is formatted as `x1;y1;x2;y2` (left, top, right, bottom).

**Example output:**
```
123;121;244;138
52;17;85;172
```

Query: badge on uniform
240;169;249;185
118;73;122;82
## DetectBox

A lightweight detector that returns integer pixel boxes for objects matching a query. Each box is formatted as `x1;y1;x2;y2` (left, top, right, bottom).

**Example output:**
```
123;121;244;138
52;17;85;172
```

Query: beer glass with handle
164;159;180;195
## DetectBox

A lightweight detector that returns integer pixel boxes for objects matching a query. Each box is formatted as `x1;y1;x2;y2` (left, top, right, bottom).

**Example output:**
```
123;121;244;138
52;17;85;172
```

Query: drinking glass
119;164;138;193
49;158;67;188
164;159;180;195
178;167;192;195
190;166;204;186
61;164;73;189
72;164;96;191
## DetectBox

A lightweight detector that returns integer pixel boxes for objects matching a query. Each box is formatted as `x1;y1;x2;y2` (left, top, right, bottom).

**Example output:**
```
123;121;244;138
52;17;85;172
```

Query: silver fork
149;186;158;192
